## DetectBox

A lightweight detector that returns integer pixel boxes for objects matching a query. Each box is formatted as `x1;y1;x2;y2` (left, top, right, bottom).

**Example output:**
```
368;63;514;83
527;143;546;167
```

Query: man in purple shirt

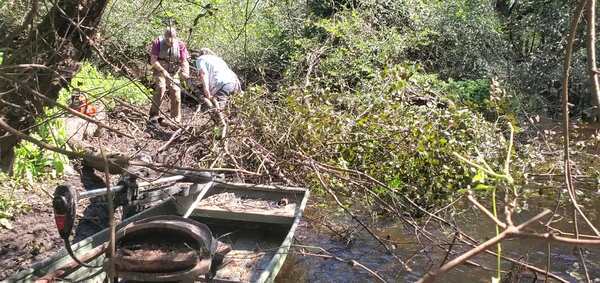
148;27;190;123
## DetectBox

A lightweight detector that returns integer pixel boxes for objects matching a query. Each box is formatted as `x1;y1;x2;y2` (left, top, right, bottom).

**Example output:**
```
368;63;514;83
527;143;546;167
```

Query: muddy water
276;182;600;282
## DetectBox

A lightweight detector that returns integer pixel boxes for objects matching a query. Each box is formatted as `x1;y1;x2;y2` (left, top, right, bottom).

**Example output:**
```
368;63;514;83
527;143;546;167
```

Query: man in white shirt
194;48;241;107
193;48;241;137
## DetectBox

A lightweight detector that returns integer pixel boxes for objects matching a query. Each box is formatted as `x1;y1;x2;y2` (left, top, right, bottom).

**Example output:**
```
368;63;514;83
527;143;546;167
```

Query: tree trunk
0;0;109;173
586;0;600;121
495;0;516;17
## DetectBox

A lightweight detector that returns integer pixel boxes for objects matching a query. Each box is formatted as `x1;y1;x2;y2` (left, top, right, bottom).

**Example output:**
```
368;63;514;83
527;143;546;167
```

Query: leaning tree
0;0;109;172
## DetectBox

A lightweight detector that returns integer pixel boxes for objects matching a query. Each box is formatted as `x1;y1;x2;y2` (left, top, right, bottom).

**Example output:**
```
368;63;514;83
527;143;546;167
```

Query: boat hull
10;181;309;283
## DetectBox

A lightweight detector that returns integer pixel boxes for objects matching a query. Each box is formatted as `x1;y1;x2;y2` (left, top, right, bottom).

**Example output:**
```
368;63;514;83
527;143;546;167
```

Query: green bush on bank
283;9;517;117
0;173;30;228
13;114;69;182
224;7;512;208
64;62;151;107
235;63;507;208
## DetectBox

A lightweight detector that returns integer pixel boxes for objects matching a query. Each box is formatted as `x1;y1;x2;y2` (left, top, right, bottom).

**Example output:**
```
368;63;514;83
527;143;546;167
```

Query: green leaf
472;169;486;183
474;183;492;191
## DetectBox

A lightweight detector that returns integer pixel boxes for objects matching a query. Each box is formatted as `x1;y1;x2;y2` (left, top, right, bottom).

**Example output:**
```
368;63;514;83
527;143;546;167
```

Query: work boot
148;116;161;126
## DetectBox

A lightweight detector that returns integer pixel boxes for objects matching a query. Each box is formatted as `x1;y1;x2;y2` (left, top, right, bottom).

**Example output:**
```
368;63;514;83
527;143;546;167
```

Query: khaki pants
149;70;181;122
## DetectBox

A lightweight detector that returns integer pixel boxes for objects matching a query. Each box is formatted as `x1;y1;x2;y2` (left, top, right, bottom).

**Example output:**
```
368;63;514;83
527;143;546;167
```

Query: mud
0;193;63;280
0;165;114;280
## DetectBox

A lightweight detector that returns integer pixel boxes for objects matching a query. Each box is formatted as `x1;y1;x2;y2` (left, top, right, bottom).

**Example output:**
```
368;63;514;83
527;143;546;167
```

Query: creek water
276;182;600;282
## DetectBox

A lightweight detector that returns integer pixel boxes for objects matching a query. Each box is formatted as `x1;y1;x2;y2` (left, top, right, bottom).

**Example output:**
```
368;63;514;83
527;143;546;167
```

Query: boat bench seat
177;184;303;225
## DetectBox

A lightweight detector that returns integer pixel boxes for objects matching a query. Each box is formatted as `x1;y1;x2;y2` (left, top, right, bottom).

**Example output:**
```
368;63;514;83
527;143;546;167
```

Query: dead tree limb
561;0;600;237
157;128;184;153
310;162;412;272
417;210;552;283
562;6;599;280
0;118;129;173
294;244;387;283
587;0;600;120
310;159;570;282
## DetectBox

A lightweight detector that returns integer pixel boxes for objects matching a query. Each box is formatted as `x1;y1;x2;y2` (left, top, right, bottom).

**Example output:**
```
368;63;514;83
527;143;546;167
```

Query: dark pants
213;82;241;109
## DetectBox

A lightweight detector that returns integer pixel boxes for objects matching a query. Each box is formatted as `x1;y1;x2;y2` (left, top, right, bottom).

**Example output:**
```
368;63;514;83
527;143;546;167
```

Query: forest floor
0;96;214;280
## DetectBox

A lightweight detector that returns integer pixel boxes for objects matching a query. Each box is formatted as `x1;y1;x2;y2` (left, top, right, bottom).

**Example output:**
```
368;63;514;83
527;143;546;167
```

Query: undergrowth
65;62;151;108
13;108;70;183
0;174;30;229
227;11;515;208
234;64;509;208
12;63;151;181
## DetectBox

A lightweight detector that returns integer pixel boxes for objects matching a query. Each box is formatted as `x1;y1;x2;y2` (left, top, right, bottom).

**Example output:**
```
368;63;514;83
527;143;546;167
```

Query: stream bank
0;105;598;282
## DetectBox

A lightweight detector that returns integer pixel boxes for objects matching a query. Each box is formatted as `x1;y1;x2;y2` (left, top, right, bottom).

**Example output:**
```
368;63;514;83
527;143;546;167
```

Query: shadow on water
276;182;600;283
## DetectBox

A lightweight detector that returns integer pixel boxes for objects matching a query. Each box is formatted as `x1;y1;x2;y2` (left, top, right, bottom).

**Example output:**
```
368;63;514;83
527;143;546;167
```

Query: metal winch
51;171;218;280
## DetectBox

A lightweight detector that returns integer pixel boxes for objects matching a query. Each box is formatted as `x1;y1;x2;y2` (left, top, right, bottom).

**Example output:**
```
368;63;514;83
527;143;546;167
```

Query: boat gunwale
10;198;174;282
255;189;310;283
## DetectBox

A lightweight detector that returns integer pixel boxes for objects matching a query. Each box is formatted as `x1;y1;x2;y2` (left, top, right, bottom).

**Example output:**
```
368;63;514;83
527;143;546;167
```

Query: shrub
402;0;510;80
64;62;152;108
234;62;507;208
13;108;70;182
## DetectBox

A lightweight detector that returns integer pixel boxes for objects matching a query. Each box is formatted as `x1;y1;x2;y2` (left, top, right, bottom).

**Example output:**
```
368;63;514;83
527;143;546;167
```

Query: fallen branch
307;159;569;282
467;192;507;229
561;0;600;237
293;244;386;283
310;162;411;272
0;118;129;173
16;82;135;139
562;2;599;281
0;118;262;177
417;210;552;283
132;161;261;176
113;98;148;118
157;128;183;153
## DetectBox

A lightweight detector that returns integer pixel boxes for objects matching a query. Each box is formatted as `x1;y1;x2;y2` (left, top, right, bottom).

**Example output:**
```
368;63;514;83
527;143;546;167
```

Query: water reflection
277;185;600;282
